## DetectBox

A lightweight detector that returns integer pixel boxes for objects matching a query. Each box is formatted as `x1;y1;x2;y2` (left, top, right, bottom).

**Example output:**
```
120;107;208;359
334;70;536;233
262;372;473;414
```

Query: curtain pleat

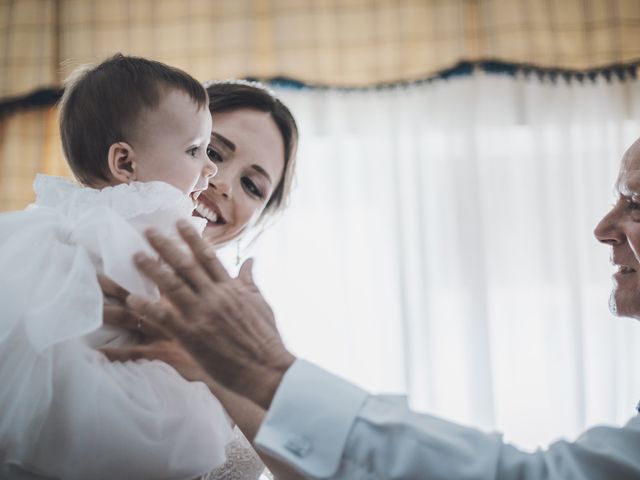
0;107;67;210
238;74;640;449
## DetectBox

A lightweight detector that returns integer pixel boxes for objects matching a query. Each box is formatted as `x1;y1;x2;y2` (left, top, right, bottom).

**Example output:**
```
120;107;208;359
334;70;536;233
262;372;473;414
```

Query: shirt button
284;436;312;457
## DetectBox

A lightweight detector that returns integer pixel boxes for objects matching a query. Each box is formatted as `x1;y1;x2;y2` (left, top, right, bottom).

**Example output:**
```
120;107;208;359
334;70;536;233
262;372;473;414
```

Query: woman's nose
594;206;623;245
210;179;232;199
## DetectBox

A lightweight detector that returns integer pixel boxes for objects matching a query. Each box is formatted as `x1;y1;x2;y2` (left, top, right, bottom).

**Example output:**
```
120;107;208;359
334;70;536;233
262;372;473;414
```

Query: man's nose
594;206;623;245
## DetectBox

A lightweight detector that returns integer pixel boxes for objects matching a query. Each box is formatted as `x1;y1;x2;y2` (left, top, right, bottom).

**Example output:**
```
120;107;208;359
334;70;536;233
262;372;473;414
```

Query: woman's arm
204;377;307;480
101;278;305;480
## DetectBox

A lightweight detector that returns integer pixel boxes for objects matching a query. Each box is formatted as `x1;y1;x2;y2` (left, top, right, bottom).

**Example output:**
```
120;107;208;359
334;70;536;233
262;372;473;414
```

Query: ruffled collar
32;174;196;220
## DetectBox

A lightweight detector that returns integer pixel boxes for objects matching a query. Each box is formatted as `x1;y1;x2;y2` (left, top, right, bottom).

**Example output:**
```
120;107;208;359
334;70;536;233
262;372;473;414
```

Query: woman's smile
195;193;227;225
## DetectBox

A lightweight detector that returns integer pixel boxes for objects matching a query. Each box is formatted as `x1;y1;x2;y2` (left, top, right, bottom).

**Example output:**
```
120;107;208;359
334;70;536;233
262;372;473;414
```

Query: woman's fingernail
133;252;148;263
145;228;160;238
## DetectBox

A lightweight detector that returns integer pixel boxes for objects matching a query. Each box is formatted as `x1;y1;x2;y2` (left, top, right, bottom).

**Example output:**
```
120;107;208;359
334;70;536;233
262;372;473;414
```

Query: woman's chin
202;225;232;247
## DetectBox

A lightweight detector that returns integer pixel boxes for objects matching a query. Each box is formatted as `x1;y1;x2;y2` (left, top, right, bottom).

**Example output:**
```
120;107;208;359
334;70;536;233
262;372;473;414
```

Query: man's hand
102;219;296;410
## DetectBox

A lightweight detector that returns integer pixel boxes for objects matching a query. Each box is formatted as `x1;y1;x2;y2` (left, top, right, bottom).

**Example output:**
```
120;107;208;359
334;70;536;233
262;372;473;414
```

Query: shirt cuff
255;359;368;478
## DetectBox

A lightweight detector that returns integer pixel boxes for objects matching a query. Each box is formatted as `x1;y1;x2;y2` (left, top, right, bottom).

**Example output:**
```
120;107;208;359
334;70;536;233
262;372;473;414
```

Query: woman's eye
207;146;223;162
241;177;264;199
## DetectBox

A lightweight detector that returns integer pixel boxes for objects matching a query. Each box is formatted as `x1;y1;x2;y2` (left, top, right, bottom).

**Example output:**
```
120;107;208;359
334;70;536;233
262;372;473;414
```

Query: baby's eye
187;147;199;157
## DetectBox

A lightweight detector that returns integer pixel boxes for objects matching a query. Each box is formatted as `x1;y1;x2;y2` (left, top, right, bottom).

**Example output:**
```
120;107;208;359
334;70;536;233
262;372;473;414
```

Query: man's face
595;138;640;319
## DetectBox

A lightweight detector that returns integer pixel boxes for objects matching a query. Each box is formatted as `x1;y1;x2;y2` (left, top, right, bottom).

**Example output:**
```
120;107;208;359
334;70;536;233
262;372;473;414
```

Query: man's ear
107;142;137;183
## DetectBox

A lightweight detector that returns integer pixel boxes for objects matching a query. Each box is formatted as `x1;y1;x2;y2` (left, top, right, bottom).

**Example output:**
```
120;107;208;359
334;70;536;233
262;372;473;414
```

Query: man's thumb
238;258;255;283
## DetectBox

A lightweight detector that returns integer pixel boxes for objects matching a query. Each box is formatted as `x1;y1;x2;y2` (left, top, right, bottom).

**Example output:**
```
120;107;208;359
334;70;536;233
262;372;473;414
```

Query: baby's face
131;89;216;204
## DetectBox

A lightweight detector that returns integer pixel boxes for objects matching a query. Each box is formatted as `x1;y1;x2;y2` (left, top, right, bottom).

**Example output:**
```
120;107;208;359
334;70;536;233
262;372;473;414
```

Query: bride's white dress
203;427;269;480
0;175;255;479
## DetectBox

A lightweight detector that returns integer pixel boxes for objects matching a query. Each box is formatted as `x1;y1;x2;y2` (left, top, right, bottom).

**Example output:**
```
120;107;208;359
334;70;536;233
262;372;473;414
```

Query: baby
0;54;233;479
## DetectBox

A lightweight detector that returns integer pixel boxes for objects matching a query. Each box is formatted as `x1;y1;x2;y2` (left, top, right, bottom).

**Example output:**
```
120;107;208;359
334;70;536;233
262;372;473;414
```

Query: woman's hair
204;80;298;225
59;53;208;186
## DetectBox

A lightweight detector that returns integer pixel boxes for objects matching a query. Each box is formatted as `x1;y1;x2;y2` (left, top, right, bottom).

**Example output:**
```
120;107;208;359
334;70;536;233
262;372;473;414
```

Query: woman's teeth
195;203;218;223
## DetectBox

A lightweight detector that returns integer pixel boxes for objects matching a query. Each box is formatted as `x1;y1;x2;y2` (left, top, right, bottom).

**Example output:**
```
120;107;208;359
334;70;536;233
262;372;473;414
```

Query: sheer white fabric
244;73;640;449
0;176;233;479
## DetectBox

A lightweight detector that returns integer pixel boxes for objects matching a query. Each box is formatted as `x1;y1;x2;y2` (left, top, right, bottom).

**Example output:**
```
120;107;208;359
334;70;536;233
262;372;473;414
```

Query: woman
201;80;301;480
197;80;297;247
103;79;302;480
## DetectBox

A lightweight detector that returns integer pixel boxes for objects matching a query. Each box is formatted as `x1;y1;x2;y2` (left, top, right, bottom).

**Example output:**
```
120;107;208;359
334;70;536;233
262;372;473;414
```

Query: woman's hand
100;275;213;386
100;220;296;410
100;250;307;479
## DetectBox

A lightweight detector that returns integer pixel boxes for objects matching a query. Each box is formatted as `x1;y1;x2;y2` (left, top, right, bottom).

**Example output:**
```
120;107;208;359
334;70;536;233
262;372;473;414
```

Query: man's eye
624;195;640;210
207;146;223;162
625;197;640;211
241;177;264;199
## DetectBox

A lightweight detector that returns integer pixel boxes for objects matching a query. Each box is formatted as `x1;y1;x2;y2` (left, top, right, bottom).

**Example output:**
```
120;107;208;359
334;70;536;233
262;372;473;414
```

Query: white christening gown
0;175;236;480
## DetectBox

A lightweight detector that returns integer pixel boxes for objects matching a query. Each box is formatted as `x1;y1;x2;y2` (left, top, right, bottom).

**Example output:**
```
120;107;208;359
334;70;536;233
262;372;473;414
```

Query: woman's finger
103;304;138;329
103;304;167;339
144;228;213;292
101;345;157;363
133;252;197;311
125;292;185;335
176;220;231;282
98;273;130;302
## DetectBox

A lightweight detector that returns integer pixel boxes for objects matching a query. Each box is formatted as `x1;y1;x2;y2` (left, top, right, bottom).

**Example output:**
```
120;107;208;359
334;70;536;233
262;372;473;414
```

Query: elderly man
102;140;640;479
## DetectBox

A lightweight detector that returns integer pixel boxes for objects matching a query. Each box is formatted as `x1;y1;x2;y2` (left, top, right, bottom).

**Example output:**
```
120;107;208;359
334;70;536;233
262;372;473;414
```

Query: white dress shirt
255;360;640;479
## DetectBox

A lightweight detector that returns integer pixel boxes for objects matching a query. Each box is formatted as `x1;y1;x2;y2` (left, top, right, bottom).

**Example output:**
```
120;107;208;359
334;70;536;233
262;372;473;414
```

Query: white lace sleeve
201;427;267;480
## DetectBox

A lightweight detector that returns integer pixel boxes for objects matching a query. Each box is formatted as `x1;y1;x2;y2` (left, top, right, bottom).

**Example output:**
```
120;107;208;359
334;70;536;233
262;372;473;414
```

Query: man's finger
177;220;231;282
144;228;213;292
98;273;130;302
133;252;196;311
238;258;255;285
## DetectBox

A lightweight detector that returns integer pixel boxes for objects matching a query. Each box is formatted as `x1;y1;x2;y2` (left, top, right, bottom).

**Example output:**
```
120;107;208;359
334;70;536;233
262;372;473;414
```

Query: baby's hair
59;53;208;186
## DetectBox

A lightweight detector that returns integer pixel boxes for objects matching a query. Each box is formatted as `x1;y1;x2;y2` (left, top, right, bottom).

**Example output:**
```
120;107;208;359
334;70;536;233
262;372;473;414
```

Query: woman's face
194;108;285;246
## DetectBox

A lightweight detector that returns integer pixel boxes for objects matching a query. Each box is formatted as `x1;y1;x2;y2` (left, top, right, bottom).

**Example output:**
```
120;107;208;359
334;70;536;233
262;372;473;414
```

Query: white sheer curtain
231;72;640;449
